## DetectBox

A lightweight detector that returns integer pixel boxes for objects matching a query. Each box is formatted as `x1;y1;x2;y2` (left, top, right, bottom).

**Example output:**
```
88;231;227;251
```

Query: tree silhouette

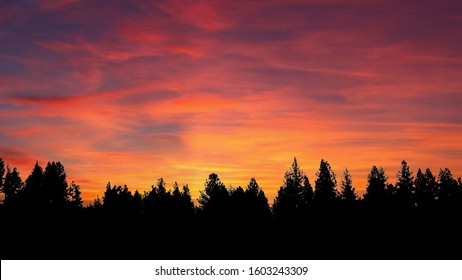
301;175;314;212
230;185;246;219
340;168;357;205
181;185;195;216
458;177;462;208
314;159;338;204
67;181;83;209
385;183;397;206
3;167;24;208
363;166;388;208
0;157;4;202
198;173;230;218
1;155;462;259
171;182;195;219
414;168;437;209
244;178;271;220
395;160;414;209
102;183;139;214
21;161;45;208
141;179;195;220
43;161;69;209
90;196;103;209
143;178;171;218
273;157;312;218
133;190;142;214
437;168;459;208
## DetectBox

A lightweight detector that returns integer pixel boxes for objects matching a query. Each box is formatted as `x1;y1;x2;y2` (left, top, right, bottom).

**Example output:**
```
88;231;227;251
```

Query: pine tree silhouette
143;178;172;218
437;168;459;209
67;181;83;209
132;190;142;215
0;157;5;203
314;159;338;205
340;168;357;205
91;196;103;209
396;160;414;209
3;167;24;208
21;161;45;209
180;184;195;217
43;161;69;209
230;185;246;220
414;168;437;210
102;183;139;215
171;182;195;219
300;175;314;213
198;173;230;219
364;166;388;208
273;157;311;218
1;155;462;259
244;178;271;221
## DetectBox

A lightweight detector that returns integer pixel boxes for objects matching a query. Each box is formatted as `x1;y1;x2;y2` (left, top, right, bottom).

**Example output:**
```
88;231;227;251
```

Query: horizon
1;0;462;204
1;156;460;206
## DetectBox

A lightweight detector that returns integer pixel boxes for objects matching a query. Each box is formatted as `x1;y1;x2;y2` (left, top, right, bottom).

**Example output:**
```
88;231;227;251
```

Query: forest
1;157;461;259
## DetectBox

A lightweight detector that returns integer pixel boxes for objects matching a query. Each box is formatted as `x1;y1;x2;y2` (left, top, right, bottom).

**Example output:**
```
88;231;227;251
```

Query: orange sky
1;0;462;204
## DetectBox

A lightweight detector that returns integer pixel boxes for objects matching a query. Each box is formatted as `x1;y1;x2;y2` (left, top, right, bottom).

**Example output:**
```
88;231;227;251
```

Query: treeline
1;156;461;216
0;158;82;210
1;156;462;259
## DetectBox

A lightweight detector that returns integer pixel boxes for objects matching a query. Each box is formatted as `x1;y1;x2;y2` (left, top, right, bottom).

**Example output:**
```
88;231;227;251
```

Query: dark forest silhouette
1;156;461;259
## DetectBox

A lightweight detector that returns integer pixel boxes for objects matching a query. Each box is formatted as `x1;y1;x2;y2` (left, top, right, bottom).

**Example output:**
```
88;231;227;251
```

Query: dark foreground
2;208;461;260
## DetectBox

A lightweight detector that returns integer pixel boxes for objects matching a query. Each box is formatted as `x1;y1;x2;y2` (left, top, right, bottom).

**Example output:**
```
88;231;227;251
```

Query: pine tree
230;186;245;218
245;178;262;198
340;168;357;204
67;181;83;209
43;161;69;209
0;157;5;202
91;196;102;208
273;157;312;218
132;190;142;215
171;182;194;218
198;173;230;216
395;160;414;209
155;178;168;197
3;167;24;208
414;168;437;209
244;178;270;219
457;177;462;210
364;166;388;208
385;183;396;206
180;184;195;217
314;159;338;204
22;161;45;208
437;168;459;208
300;175;313;213
172;182;181;201
103;183;136;214
143;178;172;217
43;161;68;209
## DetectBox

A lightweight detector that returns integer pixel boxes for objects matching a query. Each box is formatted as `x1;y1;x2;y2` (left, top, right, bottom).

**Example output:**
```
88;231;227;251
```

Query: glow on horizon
1;0;462;204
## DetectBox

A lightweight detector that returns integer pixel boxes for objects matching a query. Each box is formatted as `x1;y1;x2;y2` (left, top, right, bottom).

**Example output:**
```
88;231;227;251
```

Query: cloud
1;0;462;203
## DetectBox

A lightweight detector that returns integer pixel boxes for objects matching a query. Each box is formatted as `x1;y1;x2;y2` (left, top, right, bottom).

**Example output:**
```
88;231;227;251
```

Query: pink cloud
1;0;462;203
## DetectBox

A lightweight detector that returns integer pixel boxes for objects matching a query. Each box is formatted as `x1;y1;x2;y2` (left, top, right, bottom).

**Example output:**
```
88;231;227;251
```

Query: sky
1;0;462;204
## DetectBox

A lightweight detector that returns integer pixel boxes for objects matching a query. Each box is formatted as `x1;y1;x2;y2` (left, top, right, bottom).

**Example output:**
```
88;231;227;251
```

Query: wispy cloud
1;0;462;203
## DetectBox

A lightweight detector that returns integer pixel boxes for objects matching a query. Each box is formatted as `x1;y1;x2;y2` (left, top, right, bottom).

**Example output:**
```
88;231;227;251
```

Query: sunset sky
1;0;462;204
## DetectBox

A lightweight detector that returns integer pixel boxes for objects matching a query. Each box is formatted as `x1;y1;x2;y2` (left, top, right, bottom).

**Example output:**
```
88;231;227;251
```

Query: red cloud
1;0;462;203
